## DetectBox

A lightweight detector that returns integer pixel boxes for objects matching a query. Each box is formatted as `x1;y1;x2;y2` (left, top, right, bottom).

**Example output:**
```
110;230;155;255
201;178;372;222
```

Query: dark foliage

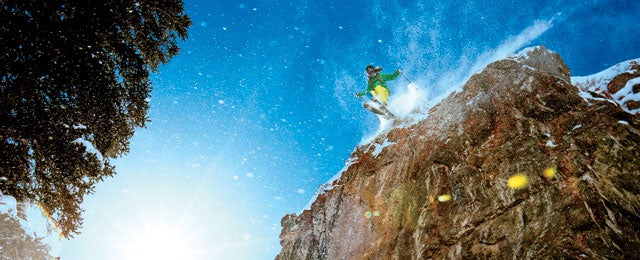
0;0;191;238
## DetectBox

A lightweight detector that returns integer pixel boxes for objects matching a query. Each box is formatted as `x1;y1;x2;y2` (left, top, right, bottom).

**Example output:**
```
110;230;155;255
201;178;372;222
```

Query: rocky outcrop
277;46;640;259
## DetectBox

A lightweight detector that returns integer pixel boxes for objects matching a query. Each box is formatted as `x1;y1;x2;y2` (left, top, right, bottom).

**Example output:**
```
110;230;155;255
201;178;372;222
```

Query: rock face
277;46;640;259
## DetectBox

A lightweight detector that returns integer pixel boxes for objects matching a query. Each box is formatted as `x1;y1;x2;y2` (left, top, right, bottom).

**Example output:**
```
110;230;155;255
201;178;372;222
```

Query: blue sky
33;0;639;259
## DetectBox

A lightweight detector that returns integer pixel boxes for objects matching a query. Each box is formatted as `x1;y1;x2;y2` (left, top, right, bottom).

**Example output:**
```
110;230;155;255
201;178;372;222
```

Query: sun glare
118;222;200;260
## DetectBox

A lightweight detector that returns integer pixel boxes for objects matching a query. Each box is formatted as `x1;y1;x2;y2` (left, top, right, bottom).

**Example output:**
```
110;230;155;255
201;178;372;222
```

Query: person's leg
373;85;390;105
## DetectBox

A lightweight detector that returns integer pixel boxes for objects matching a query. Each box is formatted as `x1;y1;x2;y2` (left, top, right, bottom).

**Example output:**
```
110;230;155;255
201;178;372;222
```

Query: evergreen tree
0;0;191;238
0;213;52;259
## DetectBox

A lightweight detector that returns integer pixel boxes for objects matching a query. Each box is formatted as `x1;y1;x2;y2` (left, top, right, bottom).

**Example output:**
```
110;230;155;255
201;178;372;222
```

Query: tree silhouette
0;0;191;238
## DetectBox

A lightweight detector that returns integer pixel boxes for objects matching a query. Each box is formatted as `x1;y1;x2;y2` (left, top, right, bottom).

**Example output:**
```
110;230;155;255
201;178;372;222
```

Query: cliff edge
278;46;640;259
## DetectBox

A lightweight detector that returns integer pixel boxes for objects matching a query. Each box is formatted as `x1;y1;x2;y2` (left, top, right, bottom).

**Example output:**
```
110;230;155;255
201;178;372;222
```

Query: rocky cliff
277;47;640;259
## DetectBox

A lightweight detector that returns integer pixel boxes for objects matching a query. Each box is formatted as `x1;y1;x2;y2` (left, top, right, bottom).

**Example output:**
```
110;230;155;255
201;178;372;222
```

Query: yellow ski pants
370;85;390;105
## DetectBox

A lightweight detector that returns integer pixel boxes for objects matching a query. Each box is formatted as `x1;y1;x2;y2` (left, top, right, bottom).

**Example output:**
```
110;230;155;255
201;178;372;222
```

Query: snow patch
572;59;639;88
572;58;640;114
614;77;640;114
372;139;396;158
512;45;557;61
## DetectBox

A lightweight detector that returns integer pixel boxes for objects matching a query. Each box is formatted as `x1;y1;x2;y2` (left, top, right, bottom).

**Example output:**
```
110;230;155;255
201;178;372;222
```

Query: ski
370;96;395;119
358;96;395;119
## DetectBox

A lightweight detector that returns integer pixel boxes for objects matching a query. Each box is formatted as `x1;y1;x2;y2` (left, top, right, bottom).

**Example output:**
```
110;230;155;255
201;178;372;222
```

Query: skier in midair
355;65;401;119
356;65;402;106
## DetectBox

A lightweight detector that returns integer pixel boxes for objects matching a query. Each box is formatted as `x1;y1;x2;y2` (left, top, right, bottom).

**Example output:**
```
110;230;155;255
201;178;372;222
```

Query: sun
118;222;201;260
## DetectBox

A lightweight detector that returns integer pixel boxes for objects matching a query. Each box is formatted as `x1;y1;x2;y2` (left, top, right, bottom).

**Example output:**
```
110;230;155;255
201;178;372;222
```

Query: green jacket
357;70;400;97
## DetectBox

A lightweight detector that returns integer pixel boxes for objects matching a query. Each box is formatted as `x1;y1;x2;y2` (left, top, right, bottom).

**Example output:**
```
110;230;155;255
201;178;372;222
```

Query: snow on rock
573;59;640;115
509;46;571;82
614;77;640;114
371;139;396;158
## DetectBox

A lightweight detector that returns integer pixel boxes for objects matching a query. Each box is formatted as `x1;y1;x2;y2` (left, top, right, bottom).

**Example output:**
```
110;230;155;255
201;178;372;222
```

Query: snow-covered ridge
509;47;640;115
572;59;640;91
572;58;640;115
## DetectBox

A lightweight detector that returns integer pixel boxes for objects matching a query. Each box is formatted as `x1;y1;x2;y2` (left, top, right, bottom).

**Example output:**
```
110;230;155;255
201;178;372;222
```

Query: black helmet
365;65;382;76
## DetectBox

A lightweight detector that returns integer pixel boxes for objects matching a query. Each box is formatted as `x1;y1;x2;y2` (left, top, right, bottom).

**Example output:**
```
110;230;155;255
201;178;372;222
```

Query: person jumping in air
355;65;401;119
356;65;402;105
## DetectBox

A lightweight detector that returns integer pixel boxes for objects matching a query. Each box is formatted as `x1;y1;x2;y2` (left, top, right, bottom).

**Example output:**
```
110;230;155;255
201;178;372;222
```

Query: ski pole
402;73;416;87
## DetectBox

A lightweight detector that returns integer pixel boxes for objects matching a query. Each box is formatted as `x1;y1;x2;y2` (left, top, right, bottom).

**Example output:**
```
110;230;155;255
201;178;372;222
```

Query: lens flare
37;204;61;237
543;167;557;179
507;174;530;190
437;194;452;202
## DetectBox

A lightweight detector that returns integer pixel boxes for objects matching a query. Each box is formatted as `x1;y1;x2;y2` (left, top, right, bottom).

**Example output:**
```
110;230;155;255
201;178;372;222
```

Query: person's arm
381;70;401;81
356;80;374;96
